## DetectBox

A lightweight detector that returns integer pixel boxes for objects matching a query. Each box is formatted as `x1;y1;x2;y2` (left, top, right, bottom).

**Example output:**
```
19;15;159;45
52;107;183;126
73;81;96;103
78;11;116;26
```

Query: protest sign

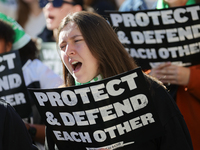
29;68;163;149
39;42;63;78
106;4;200;70
0;51;32;118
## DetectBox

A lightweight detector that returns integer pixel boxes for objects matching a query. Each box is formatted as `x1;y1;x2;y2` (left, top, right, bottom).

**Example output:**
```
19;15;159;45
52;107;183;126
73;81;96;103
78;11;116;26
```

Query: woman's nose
44;2;54;10
66;44;76;56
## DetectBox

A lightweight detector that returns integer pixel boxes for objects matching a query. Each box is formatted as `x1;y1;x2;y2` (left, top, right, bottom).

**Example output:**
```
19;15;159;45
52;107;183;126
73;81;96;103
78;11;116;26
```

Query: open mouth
47;15;54;21
72;61;82;71
48;16;54;19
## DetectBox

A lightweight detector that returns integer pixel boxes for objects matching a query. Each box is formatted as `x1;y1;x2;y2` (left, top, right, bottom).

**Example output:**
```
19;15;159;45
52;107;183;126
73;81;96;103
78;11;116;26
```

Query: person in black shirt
0;99;38;150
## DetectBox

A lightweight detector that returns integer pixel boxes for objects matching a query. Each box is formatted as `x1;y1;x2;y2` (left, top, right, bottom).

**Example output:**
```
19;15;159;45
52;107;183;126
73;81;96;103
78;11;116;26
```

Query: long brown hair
17;0;30;28
57;11;138;86
195;0;200;3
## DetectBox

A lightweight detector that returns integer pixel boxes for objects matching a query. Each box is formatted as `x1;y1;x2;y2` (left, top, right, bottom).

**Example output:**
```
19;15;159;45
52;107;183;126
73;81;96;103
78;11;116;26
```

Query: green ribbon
75;74;103;86
157;0;196;9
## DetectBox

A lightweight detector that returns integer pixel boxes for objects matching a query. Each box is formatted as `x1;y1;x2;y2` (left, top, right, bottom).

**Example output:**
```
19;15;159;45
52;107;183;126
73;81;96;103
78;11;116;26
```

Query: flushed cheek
60;52;65;62
63;60;73;74
60;53;70;69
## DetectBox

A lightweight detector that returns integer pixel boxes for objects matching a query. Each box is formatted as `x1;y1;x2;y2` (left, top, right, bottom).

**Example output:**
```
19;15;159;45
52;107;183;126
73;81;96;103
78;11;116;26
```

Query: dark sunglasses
39;0;76;8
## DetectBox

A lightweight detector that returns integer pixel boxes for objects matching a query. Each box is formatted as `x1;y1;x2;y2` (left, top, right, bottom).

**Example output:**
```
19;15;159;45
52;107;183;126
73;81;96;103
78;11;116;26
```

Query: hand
149;62;171;78
23;122;45;144
149;62;190;86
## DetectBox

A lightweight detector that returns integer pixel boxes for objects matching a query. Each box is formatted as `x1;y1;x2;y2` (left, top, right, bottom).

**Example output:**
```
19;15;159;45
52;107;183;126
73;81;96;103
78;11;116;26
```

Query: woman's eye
75;39;82;43
60;45;66;50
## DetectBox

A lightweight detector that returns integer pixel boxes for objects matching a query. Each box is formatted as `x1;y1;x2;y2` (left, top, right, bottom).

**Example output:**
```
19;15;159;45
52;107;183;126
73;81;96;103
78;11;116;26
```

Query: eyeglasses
39;0;76;8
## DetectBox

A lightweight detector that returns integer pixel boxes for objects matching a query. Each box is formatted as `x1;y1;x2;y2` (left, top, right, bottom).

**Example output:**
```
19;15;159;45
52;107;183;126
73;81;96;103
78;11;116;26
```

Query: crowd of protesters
0;0;200;150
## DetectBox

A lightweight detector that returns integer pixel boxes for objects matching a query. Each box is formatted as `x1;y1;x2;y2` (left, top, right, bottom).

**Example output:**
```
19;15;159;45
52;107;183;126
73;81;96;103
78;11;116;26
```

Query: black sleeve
1;101;38;150
119;77;193;150
150;80;193;150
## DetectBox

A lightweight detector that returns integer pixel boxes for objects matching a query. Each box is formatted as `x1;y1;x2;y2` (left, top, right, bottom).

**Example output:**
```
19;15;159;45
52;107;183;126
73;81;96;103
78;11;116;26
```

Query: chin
46;26;53;30
46;24;54;30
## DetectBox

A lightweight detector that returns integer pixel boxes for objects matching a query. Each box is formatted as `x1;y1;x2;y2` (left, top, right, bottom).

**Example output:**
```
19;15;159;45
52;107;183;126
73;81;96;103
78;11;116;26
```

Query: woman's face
0;39;6;54
43;0;75;30
58;22;99;83
0;39;11;54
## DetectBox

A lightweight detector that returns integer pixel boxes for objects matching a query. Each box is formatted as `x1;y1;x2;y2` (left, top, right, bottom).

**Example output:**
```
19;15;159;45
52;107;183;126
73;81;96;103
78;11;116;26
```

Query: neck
75;74;103;86
165;0;188;7
53;29;58;40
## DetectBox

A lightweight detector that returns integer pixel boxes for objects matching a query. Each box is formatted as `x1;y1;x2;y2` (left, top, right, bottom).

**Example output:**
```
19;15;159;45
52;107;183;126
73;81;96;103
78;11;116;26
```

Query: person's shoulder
144;74;174;105
0;99;8;117
0;99;7;107
0;99;19;116
144;74;183;123
0;99;14;112
143;73;165;90
0;99;17;128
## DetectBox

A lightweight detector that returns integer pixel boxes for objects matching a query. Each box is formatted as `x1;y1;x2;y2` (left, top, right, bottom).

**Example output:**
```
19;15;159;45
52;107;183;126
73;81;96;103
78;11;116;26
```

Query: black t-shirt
0;99;38;150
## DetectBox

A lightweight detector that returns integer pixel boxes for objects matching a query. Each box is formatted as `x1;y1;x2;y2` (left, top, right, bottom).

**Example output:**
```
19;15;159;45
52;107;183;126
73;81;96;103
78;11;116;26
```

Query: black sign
106;4;200;70
0;51;32;118
29;68;163;149
39;42;63;78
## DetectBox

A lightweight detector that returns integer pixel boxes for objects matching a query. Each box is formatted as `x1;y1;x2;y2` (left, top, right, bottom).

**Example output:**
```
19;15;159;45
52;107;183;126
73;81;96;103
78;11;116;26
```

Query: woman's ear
5;42;12;52
73;4;82;12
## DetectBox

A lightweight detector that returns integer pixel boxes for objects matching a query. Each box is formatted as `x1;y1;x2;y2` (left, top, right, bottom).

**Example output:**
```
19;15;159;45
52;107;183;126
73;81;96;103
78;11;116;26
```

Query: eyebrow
59;35;83;45
70;34;82;39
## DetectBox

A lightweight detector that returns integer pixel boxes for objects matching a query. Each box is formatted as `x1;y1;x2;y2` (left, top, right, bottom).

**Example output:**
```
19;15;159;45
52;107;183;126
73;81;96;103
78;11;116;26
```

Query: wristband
28;126;37;138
